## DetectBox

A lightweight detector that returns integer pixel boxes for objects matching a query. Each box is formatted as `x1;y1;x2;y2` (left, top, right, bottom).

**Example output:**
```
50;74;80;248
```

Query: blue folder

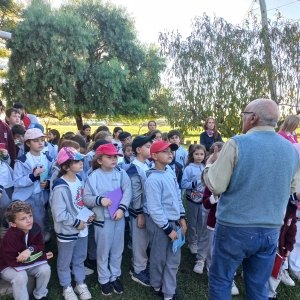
172;228;185;253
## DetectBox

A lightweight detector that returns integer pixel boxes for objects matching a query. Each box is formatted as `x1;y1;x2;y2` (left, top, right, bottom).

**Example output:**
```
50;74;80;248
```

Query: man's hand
16;249;31;262
168;230;179;242
113;209;124;221
46;252;53;260
180;219;187;235
206;146;220;165
137;214;146;228
101;197;112;207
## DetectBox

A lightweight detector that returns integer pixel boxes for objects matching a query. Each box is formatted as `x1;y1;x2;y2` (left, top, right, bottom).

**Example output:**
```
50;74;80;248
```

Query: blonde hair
280;115;300;133
94;131;111;142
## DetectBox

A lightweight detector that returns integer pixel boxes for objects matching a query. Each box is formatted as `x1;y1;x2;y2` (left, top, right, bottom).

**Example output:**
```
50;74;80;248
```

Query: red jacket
0;120;16;167
0;223;47;272
202;186;217;228
278;201;297;257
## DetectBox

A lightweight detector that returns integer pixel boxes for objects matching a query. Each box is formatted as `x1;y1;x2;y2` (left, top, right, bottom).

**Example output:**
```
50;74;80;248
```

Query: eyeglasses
241;111;254;115
158;150;173;155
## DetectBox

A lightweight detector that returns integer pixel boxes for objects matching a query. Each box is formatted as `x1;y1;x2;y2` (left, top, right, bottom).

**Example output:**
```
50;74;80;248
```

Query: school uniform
12;153;53;238
174;146;188;168
50;175;88;288
145;168;185;299
83;167;132;285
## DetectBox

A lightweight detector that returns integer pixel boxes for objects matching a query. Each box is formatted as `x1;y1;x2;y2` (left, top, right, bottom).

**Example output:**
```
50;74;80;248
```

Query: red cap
95;143;123;157
150;140;178;155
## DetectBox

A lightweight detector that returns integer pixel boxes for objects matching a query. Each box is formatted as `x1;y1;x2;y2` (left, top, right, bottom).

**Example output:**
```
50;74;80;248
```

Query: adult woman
278;115;299;144
144;120;156;136
200;117;223;151
79;124;91;144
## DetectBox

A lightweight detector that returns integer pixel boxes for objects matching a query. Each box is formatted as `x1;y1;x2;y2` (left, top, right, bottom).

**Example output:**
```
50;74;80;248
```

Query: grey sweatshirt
145;168;185;235
83;167;132;227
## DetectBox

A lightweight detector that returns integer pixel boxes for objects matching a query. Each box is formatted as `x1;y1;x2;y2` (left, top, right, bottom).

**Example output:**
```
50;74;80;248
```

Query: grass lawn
2;219;300;300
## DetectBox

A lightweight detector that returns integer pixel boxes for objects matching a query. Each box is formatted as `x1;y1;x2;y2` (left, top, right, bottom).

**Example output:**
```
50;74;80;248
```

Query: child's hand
101;197;112;207
168;230;179;242
113;209;124;221
76;220;86;230
206;146;220;165
137;214;146;228
283;247;290;257
179;219;187;235
40;180;48;189
88;214;95;223
0;149;8;158
34;167;46;177
46;252;53;260
16;249;31;262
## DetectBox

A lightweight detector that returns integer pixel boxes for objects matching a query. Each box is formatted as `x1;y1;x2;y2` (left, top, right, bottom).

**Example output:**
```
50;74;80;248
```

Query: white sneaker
290;269;300;281
193;260;205;274
231;280;239;295
188;244;198;254
281;269;295;286
71;267;94;276
74;283;92;300
63;286;78;300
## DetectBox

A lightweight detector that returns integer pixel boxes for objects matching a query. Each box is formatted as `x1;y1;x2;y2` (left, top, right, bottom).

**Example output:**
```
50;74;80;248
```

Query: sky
51;0;300;45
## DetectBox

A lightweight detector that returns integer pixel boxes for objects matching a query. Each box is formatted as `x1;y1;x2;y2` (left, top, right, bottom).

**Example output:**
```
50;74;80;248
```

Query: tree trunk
75;111;83;131
259;0;277;102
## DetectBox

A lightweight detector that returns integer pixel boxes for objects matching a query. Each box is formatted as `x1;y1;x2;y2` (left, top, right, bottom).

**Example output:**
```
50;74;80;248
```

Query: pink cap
24;128;46;141
57;147;86;165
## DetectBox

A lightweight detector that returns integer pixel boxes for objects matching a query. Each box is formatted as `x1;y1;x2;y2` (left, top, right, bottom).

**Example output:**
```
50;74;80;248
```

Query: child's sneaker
150;286;163;297
193;260;205;274
188;243;198;254
129;266;134;276
74;283;92;300
231;280;239;295
101;282;112;296
110;277;124;294
132;269;150;286
290;269;300;281
281;269;295;286
63;286;78;300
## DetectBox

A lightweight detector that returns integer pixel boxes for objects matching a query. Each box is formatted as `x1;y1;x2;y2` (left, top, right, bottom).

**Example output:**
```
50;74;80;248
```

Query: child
167;130;188;167
268;193;298;299
0;201;52;300
83;144;132;296
48;129;60;154
144;140;187;300
118;132;132;154
28;123;57;159
5;108;21;128
50;147;94;300
126;135;154;287
12;124;26;158
12;128;53;240
181;145;207;256
151;130;162;142
0;147;14;200
112;127;123;151
70;135;87;154
118;142;133;171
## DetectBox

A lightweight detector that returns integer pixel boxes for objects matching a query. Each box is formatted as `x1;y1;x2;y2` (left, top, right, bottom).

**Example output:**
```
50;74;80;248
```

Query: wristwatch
27;246;34;254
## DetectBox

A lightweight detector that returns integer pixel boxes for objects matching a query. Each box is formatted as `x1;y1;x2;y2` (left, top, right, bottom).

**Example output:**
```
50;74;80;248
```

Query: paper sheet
77;207;94;222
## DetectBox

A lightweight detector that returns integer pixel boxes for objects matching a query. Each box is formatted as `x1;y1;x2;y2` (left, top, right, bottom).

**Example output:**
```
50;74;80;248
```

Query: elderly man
202;99;299;300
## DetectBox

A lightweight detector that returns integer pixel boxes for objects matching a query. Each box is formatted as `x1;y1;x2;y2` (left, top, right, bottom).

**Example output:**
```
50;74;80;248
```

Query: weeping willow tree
159;15;300;137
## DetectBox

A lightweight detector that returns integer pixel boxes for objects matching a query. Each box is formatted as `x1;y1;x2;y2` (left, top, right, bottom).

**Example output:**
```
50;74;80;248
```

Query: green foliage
159;15;300;136
3;0;166;130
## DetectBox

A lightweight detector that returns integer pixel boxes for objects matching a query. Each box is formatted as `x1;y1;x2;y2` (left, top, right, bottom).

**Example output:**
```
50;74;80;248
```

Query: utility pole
258;0;277;102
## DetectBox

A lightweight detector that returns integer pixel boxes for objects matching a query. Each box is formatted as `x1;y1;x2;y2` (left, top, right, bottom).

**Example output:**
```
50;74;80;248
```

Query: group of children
1;113;300;300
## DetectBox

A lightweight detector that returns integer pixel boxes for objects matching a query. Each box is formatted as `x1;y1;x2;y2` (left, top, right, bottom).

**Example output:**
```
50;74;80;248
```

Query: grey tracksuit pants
57;236;88;288
147;216;180;298
196;206;210;261
130;215;149;274
94;218;125;284
186;200;202;246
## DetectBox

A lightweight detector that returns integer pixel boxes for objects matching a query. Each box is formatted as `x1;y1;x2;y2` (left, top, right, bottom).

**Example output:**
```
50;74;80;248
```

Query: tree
3;0;165;129
159;14;300;136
